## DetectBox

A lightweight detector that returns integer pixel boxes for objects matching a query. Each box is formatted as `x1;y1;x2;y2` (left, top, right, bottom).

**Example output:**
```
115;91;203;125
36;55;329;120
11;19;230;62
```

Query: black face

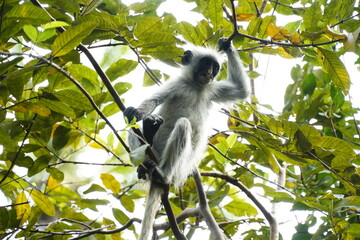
181;50;220;85
196;56;220;84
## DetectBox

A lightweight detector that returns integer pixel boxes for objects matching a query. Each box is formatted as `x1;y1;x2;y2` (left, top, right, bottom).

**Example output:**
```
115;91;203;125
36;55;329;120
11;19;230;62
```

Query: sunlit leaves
303;2;322;30
317;47;351;94
52;22;97;57
3;3;51;25
14;192;30;225
27;190;56;217
100;173;121;195
106;59;138;81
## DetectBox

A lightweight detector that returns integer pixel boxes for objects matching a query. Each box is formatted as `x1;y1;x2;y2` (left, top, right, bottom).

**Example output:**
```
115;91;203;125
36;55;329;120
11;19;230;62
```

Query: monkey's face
196;57;220;85
181;50;220;85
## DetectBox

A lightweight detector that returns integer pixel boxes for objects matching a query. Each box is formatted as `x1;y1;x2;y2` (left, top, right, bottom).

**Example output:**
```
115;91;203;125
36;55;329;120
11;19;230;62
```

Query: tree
0;0;359;239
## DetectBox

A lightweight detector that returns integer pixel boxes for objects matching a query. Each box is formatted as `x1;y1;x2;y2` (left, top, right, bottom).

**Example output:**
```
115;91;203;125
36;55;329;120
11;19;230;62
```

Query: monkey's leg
160;117;193;187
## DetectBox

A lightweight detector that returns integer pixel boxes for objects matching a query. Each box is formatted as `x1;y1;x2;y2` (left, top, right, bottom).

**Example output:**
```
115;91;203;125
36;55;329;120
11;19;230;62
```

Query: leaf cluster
0;0;360;239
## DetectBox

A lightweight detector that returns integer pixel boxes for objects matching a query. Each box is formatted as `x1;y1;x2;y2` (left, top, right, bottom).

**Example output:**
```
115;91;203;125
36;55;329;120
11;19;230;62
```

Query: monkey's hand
137;158;156;180
218;37;232;53
124;107;143;122
137;159;167;184
143;115;163;145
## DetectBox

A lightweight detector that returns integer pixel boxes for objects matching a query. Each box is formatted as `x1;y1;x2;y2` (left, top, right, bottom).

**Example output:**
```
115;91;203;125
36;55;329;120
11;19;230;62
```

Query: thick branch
193;170;225;240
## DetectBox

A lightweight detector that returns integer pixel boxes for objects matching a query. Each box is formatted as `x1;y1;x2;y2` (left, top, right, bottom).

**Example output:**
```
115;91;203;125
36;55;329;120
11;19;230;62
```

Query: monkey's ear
181;50;193;65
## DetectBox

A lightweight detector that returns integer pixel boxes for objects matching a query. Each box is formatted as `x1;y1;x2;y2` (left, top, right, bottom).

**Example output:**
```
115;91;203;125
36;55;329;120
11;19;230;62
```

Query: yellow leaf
267;23;290;40
27;189;56;216
289;32;302;45
323;25;347;41
100;173;121;195
89;141;104;149
47;176;60;191
236;13;256;21
14;192;31;225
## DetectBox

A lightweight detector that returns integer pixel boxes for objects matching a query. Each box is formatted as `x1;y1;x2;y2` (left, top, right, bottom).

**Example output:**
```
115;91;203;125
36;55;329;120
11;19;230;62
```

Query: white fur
135;44;249;240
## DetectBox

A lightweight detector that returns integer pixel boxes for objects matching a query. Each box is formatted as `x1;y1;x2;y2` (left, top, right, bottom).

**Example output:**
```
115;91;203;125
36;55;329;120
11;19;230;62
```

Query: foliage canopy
0;0;360;239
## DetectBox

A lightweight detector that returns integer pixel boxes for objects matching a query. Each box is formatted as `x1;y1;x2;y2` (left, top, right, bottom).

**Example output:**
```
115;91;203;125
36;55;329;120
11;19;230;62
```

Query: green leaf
0;57;23;76
318;47;350;94
3;3;51;25
52;125;71;151
205;0;224;30
68;64;99;87
103;102;120;117
37;29;56;42
23;25;38;42
112;208;129;225
6;69;32;100
120;195;135;212
176;21;202;45
114;82;132;96
39;98;76;119
303;2;322;29
224;200;257;217
316;136;356;159
43;21;69;30
335;196;360;211
134;16;163;40
52;22;97;57
83;184;106;194
75;199;110;211
28;155;52;177
143;69;162;87
301;73;317;95
344;224;360;237
100;173;121;195
46;168;64;182
53;89;93;110
106;59;138;81
27;190;56;216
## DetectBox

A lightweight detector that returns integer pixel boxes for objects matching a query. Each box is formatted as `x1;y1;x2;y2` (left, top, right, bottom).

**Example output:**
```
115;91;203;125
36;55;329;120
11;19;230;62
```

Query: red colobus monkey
124;38;250;240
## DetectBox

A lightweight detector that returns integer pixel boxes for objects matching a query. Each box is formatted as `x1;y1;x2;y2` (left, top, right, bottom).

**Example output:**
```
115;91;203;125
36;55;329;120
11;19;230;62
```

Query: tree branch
193;170;225;240
201;172;278;239
0;114;36;185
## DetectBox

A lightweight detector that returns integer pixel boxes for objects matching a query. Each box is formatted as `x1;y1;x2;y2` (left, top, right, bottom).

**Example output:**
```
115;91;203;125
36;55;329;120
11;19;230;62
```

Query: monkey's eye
213;63;220;76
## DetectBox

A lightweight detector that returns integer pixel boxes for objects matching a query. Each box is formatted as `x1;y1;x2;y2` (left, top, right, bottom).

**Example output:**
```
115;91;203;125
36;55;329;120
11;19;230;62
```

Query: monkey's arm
124;84;172;122
211;38;250;102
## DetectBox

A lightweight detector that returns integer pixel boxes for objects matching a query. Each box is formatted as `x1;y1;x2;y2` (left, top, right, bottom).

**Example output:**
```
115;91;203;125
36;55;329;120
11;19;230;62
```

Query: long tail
139;183;163;240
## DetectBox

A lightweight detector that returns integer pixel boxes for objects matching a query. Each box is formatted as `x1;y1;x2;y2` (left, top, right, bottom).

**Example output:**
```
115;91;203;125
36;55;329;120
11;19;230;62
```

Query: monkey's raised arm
211;38;250;102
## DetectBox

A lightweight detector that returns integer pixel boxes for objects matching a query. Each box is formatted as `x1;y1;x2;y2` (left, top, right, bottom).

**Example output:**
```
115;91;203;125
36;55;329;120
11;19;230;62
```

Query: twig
208;142;295;195
0;115;36;185
0;50;131;153
201;172;278;239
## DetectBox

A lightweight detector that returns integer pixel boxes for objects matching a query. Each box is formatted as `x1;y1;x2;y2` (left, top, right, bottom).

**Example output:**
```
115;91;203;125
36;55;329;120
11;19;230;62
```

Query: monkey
124;37;250;240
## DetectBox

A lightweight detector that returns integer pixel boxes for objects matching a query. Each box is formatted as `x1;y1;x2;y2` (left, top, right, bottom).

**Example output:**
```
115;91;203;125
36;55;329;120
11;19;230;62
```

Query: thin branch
0;50;131;153
308;151;360;190
201;172;278;239
0;114;36;185
220;108;287;139
208;142;295;195
70;122;125;163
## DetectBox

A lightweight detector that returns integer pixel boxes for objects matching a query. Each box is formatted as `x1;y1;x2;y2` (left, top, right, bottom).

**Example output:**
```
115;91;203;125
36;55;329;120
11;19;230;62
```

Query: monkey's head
181;48;221;85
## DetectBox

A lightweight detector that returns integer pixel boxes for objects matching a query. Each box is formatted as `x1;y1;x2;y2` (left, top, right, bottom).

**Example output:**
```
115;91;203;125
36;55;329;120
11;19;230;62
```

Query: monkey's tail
139;183;163;240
